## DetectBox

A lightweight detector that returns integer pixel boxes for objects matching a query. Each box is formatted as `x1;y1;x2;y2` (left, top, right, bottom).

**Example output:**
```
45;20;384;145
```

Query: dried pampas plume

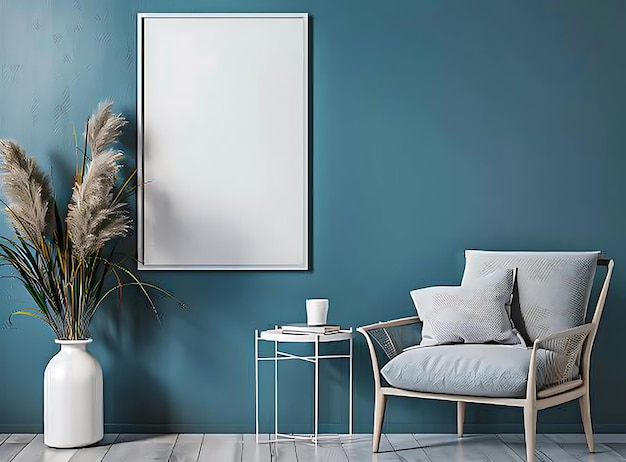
67;102;130;260
67;150;130;259
0;140;53;240
87;100;127;156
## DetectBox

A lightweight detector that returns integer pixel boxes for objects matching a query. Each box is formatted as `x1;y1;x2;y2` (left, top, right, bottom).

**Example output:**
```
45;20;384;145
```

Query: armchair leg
523;404;537;462
579;393;595;453
372;393;387;453
457;401;465;438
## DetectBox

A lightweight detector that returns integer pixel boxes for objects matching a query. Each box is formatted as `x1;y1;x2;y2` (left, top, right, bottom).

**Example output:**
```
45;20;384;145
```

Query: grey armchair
358;251;613;462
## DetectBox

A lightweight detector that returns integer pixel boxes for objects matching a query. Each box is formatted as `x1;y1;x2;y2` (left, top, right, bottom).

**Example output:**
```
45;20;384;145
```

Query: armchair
358;252;613;462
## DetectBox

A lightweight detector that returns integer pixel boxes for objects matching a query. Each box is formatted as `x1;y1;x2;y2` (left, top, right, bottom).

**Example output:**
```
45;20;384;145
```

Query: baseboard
2;423;626;434
105;424;254;434
0;424;42;433
104;423;352;434
0;423;351;434
382;423;626;434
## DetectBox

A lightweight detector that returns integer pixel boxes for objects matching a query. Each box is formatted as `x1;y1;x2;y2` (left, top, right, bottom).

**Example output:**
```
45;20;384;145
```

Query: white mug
306;299;329;326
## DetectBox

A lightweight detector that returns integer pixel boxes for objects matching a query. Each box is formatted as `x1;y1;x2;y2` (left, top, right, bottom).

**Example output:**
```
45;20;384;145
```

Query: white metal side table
254;328;353;445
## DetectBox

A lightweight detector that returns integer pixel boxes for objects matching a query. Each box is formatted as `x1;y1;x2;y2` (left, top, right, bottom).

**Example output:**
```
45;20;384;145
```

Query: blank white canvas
138;14;308;270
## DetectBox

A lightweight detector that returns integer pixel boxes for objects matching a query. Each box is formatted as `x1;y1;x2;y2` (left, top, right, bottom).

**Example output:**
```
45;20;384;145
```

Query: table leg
274;340;278;440
255;330;259;443
349;334;353;435
314;335;319;446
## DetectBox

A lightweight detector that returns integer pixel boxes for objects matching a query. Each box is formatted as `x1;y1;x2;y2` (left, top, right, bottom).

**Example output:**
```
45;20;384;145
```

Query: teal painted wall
1;0;625;434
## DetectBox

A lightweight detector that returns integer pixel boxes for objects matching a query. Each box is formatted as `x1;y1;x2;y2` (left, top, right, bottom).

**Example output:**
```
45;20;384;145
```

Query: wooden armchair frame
357;258;614;462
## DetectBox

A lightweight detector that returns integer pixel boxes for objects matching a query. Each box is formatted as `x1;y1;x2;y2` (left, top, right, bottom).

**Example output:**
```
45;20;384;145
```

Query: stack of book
279;323;341;335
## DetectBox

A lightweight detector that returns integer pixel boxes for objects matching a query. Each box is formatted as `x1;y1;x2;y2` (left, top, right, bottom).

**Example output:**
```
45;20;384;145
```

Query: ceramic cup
306;299;329;326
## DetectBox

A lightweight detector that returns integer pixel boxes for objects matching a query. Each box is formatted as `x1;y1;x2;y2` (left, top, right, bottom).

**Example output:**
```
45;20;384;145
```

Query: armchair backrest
582;258;613;381
462;251;601;345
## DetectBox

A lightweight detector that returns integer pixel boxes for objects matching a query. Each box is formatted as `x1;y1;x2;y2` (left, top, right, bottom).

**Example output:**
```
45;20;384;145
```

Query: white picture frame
137;13;309;270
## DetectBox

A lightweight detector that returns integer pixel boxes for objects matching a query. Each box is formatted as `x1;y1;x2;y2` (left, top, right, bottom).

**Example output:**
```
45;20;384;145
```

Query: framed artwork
137;13;309;270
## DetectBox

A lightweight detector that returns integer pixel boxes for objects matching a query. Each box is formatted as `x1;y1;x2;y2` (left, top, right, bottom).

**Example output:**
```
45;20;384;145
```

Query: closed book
279;323;341;334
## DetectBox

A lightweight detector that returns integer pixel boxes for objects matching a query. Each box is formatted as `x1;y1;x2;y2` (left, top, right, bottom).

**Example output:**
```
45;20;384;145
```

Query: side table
254;328;353;444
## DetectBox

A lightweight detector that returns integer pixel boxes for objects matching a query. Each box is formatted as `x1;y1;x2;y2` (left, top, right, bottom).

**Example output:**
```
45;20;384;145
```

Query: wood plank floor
1;434;626;461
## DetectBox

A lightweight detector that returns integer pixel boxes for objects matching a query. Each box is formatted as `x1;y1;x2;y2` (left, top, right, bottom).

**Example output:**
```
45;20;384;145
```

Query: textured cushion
381;344;579;398
461;251;599;343
410;268;520;346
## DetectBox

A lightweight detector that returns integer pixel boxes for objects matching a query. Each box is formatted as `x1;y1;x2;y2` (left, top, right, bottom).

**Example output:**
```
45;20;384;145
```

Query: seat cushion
380;344;579;398
410;268;520;346
461;251;599;344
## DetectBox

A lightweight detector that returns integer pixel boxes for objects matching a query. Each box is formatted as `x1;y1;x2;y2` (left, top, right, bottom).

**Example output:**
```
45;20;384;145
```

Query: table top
258;328;353;343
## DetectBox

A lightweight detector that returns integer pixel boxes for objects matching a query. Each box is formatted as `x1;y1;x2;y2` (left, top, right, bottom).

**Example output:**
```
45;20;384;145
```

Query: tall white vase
44;339;103;448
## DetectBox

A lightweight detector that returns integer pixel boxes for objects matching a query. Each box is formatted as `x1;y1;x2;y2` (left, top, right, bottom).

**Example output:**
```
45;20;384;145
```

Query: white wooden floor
1;433;626;461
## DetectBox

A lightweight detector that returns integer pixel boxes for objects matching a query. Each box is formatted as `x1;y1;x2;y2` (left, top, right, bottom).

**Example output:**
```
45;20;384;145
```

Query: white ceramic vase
44;339;103;448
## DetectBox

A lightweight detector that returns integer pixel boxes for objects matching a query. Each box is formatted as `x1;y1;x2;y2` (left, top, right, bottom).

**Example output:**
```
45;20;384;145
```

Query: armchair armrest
526;323;595;400
358;315;422;360
358;315;422;332
357;316;422;391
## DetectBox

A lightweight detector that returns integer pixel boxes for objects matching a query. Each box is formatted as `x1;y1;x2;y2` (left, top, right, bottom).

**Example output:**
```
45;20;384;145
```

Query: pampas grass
0;101;176;340
67;149;131;260
67;101;131;260
0;139;53;240
87;100;127;156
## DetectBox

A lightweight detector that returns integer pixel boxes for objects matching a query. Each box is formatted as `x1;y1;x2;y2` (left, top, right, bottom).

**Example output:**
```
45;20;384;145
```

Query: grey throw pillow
461;250;599;343
411;268;521;346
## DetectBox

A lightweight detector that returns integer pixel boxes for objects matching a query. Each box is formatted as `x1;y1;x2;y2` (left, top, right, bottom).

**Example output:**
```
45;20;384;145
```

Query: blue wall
1;0;625;434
